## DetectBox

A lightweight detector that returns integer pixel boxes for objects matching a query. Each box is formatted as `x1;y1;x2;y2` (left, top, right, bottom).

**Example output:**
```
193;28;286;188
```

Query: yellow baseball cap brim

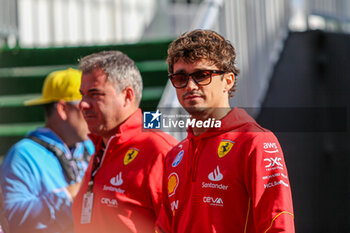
24;68;82;106
24;97;57;106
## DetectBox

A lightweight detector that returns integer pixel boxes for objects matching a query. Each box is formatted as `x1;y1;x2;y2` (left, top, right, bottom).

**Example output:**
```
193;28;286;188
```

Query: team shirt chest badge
217;139;235;158
124;148;139;165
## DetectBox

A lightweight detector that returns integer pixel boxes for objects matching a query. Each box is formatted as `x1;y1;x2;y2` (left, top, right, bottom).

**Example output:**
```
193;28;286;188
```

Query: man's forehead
80;70;110;90
82;66;107;78
173;59;218;71
82;71;111;86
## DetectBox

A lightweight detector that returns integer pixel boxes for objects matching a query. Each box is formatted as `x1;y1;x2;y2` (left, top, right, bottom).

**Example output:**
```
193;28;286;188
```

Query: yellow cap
24;68;82;106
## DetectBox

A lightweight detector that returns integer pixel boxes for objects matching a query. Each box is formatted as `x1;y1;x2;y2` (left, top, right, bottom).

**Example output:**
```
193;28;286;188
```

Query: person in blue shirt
0;68;94;233
0;186;8;233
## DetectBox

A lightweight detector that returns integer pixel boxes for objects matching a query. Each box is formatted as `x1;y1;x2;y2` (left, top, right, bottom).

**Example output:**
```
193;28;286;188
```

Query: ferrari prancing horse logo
124;148;139;165
217;140;234;158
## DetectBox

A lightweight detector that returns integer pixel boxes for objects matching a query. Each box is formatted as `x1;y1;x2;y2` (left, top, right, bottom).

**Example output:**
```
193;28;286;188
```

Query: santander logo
110;171;123;186
208;166;223;182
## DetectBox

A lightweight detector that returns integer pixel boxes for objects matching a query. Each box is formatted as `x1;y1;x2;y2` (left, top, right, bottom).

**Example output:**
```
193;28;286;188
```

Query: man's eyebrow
173;68;204;74
173;69;186;74
87;88;101;93
80;88;101;95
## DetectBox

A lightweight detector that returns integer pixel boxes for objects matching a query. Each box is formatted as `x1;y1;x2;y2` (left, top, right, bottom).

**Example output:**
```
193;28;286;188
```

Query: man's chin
87;126;101;136
183;106;207;115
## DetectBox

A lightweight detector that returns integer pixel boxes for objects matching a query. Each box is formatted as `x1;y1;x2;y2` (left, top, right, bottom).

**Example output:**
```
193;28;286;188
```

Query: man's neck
102;136;111;146
191;107;231;136
46;123;76;148
102;107;140;145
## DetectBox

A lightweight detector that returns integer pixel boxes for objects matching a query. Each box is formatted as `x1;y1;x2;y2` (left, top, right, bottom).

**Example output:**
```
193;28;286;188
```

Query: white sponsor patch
203;196;224;207
171;200;179;212
262;173;289;180
264;157;283;168
110;171;123;186
101;197;118;208
202;182;229;190
103;185;125;194
208;166;223;182
263;142;279;153
264;180;289;189
262;173;281;180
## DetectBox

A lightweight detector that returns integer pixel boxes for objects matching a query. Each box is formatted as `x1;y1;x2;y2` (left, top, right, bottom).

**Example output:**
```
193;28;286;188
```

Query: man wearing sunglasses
156;29;295;232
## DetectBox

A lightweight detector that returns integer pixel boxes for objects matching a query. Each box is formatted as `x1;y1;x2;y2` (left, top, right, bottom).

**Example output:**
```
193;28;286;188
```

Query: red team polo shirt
73;109;178;233
156;108;295;233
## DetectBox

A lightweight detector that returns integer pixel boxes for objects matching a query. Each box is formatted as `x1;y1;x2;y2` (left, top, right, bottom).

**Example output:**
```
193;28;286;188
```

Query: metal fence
0;0;18;48
225;0;290;110
1;0;291;112
309;0;350;21
160;0;290;110
157;0;290;140
11;0;157;47
307;0;350;32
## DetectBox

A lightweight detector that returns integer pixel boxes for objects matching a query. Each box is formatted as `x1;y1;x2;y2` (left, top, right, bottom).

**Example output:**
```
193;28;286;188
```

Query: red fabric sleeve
155;204;172;233
155;156;172;233
246;132;295;233
147;152;166;217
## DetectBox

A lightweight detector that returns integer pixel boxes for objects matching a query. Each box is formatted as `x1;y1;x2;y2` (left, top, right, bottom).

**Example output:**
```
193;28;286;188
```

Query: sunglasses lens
192;70;212;85
170;74;188;88
169;70;223;88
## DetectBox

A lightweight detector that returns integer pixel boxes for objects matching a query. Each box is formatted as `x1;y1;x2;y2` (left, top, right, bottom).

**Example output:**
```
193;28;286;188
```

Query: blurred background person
0;68;94;233
0;186;9;233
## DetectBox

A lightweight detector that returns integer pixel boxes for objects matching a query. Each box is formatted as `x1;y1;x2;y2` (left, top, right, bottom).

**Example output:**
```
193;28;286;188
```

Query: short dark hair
167;29;240;97
43;102;56;119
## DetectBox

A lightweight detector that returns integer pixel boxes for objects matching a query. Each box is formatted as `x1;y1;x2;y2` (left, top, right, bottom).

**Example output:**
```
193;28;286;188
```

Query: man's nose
185;77;199;90
79;98;90;110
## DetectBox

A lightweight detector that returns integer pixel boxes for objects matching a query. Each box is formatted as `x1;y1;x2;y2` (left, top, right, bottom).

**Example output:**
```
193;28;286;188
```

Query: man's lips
83;113;96;119
183;93;203;100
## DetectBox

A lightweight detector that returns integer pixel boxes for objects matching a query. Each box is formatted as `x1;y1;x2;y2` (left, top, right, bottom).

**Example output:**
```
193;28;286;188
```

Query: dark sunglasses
168;70;225;89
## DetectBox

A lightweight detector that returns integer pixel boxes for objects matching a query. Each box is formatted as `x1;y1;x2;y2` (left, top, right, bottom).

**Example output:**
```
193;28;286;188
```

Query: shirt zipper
96;135;116;174
190;138;203;182
88;135;116;193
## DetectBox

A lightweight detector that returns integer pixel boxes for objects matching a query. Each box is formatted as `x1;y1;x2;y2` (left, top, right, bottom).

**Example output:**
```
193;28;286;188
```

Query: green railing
0;39;172;158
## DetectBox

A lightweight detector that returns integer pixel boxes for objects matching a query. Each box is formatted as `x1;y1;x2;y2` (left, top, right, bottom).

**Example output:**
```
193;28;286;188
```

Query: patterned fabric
0;127;94;233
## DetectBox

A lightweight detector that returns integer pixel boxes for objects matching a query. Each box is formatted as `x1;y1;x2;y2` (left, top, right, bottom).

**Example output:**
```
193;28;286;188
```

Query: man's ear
56;100;68;120
224;73;235;93
122;86;135;107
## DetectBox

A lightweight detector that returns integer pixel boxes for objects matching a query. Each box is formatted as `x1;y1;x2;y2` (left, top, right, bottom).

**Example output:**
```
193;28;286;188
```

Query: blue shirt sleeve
0;142;74;233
